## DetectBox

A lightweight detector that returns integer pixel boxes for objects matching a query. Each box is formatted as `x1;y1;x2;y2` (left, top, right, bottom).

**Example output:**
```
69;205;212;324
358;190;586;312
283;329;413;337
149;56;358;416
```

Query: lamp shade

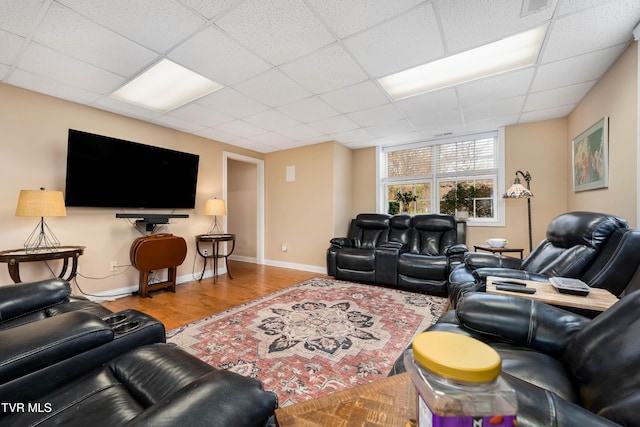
204;198;226;216
503;178;533;198
15;189;67;217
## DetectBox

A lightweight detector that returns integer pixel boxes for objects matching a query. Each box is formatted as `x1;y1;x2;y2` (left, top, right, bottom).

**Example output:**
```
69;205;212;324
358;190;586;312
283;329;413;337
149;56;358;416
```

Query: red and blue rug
167;277;447;406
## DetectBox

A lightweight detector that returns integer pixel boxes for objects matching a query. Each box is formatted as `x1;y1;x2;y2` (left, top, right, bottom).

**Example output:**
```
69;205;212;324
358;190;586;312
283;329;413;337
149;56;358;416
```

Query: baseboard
85;268;223;302
262;259;326;274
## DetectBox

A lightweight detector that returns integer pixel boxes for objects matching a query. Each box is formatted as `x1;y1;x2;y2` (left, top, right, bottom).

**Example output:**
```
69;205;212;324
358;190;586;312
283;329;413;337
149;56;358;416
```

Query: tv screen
65;129;199;209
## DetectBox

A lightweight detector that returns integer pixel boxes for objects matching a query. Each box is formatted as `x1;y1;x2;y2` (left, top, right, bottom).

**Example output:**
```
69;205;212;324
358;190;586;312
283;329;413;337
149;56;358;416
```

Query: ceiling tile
249;131;294;145
216;0;335;66
19;42;124;93
168;26;271;86
32;3;157;76
234;69;312;107
462;96;526;123
331;127;375;143
195;127;243;142
168;103;234;127
532;45;626;92
406;108;464;135
519;105;575;123
7;68;102;105
438;0;553;53
180;0;238;20
457;69;535;106
541;0;640;63
153;114;207;132
320;81;389;113
280;44;367;94
366;119;415;138
0;0;45;37
57;0;205;52
196;88;269;118
524;81;594;112
0;29;25;64
306;0;424;38
396;88;458;117
344;3;444;77
276;124;327;140
308;114;359;134
0;64;9;79
243;108;301;131
347;103;404;127
216;119;267;138
93;96;164;121
276;96;339;122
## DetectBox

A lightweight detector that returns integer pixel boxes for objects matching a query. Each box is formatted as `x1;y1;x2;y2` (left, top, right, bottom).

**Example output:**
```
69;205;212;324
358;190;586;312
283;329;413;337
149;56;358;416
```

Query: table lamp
503;171;534;251
15;187;67;252
205;198;226;235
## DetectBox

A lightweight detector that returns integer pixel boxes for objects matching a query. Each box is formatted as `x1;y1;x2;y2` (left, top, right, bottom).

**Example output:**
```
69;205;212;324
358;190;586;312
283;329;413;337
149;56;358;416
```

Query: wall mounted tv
65;129;199;209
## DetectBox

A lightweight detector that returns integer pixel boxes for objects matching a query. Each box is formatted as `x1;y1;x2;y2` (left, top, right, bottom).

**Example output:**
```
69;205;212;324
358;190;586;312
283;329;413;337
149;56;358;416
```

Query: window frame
378;128;506;227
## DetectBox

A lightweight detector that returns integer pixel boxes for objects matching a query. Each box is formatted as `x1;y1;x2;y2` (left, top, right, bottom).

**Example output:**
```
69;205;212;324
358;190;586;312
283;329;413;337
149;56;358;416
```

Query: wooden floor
100;260;324;330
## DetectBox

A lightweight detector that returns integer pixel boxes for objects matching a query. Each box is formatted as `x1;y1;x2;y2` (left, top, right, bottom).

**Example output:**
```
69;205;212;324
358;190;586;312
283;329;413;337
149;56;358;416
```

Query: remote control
492;280;527;287
496;284;537;294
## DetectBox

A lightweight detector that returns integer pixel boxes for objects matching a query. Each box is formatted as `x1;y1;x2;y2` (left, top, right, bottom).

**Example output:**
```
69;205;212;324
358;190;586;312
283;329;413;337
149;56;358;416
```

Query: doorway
223;152;265;264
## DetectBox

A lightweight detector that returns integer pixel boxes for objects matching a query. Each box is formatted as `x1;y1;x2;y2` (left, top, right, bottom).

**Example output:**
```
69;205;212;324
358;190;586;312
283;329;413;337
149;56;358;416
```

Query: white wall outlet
110;261;118;272
203;248;209;256
281;243;288;252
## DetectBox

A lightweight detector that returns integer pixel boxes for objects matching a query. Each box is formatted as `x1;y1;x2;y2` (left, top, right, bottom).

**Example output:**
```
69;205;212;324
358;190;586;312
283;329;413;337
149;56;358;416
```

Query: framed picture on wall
572;117;609;192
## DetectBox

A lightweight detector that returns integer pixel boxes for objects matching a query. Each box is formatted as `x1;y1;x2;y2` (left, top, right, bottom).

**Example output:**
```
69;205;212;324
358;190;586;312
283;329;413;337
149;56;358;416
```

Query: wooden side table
0;246;85;283
196;234;236;283
275;373;416;427
474;245;524;259
486;277;619;312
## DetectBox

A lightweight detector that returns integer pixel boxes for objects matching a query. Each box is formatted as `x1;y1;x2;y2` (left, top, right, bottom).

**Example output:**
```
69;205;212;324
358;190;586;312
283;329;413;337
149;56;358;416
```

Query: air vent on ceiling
521;0;554;17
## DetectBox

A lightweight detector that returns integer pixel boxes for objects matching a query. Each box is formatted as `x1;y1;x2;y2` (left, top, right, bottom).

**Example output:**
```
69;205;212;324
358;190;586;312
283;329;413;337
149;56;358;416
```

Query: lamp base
207;216;224;235
24;218;61;253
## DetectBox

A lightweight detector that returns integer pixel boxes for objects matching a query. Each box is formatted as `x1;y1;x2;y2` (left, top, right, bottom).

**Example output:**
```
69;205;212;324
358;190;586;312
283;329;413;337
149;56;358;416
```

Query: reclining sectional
327;213;467;296
0;278;278;426
448;211;640;308
390;291;640;427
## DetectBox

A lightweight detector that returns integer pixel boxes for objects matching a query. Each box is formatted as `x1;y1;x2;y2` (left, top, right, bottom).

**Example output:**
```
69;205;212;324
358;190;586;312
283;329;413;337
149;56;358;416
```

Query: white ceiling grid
0;0;639;152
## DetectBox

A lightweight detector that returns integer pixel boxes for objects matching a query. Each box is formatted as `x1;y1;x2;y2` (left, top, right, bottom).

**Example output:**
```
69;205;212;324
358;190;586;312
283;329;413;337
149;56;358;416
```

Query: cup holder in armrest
112;321;140;334
104;314;129;326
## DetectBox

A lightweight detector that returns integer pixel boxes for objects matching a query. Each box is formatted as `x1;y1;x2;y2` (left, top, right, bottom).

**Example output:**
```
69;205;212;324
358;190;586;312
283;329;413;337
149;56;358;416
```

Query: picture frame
572;117;608;192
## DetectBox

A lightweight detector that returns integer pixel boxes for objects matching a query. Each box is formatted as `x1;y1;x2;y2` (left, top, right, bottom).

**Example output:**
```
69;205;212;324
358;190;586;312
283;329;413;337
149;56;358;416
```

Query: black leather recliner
0;297;278;426
0;278;113;331
448;211;630;306
406;291;640;427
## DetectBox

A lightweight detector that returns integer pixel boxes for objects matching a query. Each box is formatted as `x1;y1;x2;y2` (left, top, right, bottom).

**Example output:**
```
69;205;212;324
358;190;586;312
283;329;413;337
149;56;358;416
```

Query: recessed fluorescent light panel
378;26;546;100
111;59;223;112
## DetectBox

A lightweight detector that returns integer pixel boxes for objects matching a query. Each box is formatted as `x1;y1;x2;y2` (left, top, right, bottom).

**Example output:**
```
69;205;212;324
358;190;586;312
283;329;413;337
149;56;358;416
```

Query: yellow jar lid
412;331;501;383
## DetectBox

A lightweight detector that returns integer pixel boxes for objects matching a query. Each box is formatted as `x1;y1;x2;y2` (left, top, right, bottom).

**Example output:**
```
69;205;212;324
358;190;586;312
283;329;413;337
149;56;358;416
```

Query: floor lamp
503;171;534;252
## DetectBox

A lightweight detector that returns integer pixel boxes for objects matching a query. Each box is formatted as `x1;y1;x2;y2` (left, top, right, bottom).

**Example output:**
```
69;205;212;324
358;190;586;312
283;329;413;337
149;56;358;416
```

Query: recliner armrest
472;268;549;283
456;293;590;356
329;237;354;248
446;243;468;256
464;252;522;270
0;278;71;323
0;311;113;384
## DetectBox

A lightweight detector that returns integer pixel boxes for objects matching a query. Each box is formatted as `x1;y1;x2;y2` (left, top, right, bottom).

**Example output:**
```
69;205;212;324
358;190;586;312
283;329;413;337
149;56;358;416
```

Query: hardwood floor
100;260;325;330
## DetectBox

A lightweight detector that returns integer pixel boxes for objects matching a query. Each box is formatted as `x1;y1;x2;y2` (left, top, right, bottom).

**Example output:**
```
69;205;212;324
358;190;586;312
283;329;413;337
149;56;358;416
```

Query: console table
0;246;85;283
196;234;236;283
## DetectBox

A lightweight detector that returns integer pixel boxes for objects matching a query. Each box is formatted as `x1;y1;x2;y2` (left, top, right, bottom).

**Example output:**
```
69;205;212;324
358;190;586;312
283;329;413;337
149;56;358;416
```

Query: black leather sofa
393;291;640;427
448;211;634;307
0;282;278;426
0;277;113;331
327;213;467;296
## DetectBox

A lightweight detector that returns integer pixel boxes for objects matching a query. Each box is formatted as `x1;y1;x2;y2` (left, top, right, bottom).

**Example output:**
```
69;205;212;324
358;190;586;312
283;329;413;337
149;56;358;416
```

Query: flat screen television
64;129;199;209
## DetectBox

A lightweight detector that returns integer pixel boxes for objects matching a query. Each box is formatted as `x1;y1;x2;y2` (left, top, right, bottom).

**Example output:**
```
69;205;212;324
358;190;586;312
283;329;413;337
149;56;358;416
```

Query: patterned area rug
167;277;447;406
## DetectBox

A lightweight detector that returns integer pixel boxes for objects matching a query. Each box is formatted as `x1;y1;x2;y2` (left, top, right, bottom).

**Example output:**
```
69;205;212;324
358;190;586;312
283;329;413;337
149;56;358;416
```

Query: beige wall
264;141;336;269
0;83;263;293
351;147;378;217
227;159;257;259
332;142;353;236
567;42;638;227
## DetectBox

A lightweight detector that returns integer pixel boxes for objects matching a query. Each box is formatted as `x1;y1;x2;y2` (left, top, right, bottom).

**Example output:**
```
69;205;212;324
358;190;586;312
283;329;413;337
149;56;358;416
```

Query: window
380;131;505;225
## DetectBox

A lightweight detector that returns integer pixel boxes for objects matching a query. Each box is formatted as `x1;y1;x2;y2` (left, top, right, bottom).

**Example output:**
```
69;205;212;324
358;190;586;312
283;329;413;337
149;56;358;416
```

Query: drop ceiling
1;0;639;153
